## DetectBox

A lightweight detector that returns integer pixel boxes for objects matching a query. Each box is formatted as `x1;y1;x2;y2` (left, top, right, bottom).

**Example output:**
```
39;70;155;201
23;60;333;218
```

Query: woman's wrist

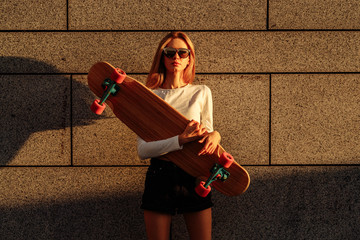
178;134;186;146
214;131;221;141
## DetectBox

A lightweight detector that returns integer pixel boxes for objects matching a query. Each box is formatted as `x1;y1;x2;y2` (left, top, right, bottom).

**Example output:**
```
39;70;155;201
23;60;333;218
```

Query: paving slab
213;166;360;239
272;74;360;164
0;75;71;166
196;74;269;165
1;32;359;74
72;75;148;165
69;0;266;30
1;166;359;239
0;0;67;30
0;167;147;239
270;0;360;29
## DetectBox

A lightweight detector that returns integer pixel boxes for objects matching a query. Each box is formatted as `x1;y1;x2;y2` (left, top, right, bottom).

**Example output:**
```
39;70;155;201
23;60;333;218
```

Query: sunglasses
163;47;191;58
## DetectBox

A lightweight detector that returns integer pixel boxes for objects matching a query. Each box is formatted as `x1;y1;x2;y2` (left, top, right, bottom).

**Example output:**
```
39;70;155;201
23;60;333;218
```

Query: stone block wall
1;1;359;239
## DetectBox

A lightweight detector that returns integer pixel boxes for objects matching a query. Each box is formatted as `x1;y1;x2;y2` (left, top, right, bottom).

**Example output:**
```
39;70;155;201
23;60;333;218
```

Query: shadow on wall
0;168;359;239
0;57;100;165
212;167;360;240
0;193;146;240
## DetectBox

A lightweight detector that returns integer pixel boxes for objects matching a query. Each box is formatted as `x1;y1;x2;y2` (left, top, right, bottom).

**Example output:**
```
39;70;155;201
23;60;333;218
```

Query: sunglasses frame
163;47;191;59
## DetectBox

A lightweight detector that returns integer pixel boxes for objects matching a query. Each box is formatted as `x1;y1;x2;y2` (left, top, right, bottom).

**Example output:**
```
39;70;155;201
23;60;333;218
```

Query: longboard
88;61;250;196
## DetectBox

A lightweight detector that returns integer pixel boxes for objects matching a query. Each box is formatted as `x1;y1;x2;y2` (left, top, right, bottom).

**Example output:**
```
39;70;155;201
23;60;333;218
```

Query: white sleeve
137;136;183;160
201;86;214;132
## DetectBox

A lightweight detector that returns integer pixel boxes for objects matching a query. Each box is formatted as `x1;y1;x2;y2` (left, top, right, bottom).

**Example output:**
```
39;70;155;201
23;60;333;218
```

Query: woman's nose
173;52;180;59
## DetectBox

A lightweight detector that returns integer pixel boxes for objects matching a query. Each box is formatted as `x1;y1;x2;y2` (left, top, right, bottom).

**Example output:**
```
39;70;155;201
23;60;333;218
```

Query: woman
138;31;221;240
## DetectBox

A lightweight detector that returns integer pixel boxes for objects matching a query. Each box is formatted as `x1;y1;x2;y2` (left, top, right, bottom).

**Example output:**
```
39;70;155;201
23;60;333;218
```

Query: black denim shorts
141;158;213;215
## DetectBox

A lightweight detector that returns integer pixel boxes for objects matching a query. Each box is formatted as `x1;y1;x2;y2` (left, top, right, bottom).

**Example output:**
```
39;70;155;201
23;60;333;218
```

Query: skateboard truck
91;68;126;115
195;152;234;197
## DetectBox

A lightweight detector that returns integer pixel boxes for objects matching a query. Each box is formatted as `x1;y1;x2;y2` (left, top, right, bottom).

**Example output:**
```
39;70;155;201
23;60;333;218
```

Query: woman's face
163;38;190;73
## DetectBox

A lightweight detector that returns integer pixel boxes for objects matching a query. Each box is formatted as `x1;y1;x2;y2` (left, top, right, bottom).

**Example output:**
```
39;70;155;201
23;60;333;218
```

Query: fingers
192;121;204;132
181;120;208;145
198;142;216;156
198;136;213;156
198;126;207;136
188;119;197;127
187;120;207;137
198;135;206;143
196;122;207;136
198;131;220;156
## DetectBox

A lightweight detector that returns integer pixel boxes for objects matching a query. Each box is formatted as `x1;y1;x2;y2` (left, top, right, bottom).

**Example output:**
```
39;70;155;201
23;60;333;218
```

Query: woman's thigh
183;208;212;240
144;210;172;240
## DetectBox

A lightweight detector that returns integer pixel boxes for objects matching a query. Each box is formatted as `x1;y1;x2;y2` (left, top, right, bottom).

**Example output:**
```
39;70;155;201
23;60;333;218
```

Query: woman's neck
162;71;187;89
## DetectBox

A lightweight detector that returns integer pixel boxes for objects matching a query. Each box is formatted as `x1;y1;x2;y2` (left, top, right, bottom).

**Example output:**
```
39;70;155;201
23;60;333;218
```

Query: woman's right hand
178;120;207;146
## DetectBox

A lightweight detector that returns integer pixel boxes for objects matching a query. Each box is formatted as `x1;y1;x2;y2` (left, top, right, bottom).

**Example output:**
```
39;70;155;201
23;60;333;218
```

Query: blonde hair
146;31;195;89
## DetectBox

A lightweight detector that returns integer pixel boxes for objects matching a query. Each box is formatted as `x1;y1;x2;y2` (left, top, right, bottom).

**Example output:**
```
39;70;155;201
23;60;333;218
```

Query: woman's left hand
198;131;221;156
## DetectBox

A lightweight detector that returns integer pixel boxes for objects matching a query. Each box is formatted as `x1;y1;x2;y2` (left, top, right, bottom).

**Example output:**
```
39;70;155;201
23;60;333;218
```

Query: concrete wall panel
272;74;360;165
0;167;146;239
213;166;360;239
196;74;270;165
72;75;144;166
0;0;67;30
1;75;71;166
1;166;359;239
1;32;359;74
69;0;267;30
270;0;360;29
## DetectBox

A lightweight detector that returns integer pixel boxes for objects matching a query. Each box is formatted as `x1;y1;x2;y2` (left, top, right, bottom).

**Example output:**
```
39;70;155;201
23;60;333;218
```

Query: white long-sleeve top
137;84;214;160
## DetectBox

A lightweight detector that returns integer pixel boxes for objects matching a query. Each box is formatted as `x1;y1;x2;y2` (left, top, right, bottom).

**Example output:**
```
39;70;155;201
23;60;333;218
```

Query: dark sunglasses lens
163;48;190;58
178;49;190;58
164;48;176;58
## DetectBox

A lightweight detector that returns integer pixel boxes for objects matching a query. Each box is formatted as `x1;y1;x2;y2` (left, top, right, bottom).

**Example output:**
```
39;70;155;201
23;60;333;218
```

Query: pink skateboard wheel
110;68;126;84
195;181;211;197
219;152;234;168
91;99;106;115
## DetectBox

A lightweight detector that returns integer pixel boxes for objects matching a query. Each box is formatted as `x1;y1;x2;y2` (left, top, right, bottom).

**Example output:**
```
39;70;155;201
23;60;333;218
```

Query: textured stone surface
0;0;67;30
72;75;147;166
0;167;147;239
0;32;162;73
191;31;360;73
1;1;359;239
272;74;360;164
69;0;267;30
73;117;140;165
0;75;71;166
1;32;359;74
270;0;360;29
1;166;359;239
212;166;360;239
196;74;269;165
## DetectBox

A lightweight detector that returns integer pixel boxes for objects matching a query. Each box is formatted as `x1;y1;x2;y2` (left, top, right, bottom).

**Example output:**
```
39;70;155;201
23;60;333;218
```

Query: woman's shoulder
188;84;212;95
151;84;212;97
188;84;210;91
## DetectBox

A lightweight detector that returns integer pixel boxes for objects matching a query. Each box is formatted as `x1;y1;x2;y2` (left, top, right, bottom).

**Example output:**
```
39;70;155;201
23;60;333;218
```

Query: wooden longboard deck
88;61;250;196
